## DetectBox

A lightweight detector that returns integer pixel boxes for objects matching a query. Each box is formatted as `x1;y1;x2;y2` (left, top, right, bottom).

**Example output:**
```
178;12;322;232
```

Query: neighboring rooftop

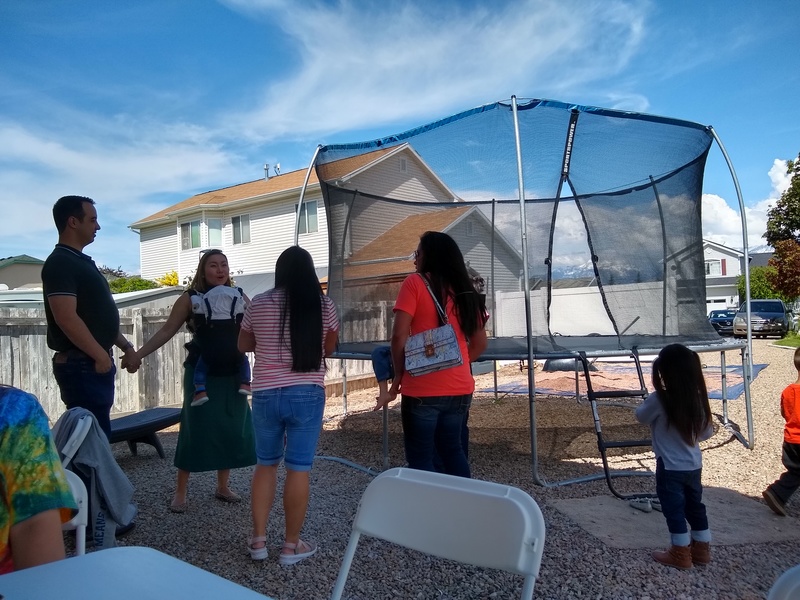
0;254;44;269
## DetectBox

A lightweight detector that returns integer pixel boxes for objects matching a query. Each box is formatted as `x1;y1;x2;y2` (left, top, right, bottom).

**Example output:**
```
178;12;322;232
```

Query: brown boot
652;545;692;570
690;541;710;567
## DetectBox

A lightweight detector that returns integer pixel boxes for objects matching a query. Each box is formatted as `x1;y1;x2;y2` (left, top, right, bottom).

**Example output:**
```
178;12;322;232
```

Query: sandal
214;489;242;503
248;535;268;561
278;539;317;566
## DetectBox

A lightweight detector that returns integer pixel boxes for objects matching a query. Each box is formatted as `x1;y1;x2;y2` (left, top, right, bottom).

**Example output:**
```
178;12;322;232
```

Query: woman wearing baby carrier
133;249;256;512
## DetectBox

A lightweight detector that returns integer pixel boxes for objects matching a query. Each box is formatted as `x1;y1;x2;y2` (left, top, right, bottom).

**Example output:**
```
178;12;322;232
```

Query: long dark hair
275;246;323;372
651;343;712;446
417;231;483;338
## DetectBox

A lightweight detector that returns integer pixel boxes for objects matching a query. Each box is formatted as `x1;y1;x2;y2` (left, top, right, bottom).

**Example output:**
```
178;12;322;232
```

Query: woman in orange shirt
379;231;487;477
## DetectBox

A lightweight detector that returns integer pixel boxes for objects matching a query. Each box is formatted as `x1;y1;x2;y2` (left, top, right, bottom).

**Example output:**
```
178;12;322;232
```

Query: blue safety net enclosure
315;98;723;357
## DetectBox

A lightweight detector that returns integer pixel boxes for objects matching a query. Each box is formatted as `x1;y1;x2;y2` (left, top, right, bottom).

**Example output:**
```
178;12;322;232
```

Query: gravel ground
101;339;800;599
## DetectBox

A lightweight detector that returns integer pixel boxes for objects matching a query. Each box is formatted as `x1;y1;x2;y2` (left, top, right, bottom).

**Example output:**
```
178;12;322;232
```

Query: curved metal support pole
294;144;323;246
382;405;389;470
511;96;544;486
708;126;755;449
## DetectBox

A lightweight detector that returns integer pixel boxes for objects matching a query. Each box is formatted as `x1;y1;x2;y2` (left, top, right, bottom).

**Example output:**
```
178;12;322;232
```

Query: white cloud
1;0;655;273
701;158;791;252
769;159;791;197
0;120;255;272
226;0;650;142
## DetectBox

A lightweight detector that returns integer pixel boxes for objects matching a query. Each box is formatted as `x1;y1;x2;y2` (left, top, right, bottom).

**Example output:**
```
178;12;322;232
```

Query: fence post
131;308;148;410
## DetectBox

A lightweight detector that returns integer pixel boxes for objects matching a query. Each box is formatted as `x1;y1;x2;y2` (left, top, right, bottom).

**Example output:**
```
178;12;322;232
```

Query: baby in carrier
189;285;251;407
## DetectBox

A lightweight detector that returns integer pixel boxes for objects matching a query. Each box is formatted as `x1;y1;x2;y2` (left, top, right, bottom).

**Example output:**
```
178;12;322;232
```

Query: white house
703;240;744;312
0;254;44;290
130;144;462;296
703;240;778;313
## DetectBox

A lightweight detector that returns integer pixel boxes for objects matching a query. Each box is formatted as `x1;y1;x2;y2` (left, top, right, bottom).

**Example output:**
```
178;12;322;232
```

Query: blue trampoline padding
480;364;768;400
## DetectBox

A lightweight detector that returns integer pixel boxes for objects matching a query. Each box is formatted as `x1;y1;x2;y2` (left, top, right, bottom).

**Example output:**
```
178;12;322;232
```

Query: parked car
732;299;791;339
708;309;737;336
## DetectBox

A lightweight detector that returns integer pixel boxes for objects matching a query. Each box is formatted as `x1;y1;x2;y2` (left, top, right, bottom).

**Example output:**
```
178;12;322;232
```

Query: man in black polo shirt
42;195;141;440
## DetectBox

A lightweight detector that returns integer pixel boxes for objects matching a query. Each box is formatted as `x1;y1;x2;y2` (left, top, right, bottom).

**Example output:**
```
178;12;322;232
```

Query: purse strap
419;274;448;325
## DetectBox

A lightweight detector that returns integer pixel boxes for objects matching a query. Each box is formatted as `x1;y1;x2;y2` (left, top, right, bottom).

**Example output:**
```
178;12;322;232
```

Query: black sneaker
763;488;787;516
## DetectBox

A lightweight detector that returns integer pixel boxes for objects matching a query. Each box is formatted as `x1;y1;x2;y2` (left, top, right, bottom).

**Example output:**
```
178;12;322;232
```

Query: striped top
241;288;338;391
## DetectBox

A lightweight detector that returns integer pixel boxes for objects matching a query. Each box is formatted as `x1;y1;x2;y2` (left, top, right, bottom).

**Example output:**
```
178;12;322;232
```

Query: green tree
765;153;800;246
767;239;800;300
98;265;126;280
737;265;793;304
108;276;159;293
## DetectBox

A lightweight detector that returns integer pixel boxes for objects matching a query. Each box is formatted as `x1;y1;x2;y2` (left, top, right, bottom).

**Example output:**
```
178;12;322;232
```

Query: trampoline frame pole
294;144;323;246
511;96;544;485
708;126;754;449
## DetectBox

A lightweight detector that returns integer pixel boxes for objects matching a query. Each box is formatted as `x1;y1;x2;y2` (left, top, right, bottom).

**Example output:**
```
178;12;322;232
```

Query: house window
466;220;474;236
400;157;408;173
232;215;250;245
297;201;318;234
181;220;201;250
705;259;722;276
207;218;222;247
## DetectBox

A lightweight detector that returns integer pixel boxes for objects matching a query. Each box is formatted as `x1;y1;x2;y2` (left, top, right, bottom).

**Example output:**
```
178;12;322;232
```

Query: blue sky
1;0;798;274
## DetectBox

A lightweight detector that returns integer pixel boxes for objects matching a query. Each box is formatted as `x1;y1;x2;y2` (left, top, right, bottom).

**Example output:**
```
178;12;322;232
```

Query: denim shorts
251;384;325;472
370;346;394;382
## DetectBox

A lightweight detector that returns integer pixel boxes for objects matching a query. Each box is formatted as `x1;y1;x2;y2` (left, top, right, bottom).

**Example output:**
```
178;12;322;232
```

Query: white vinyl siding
139;223;179;281
340;155;453;257
448;218;522;294
346;154;453;202
216;192;329;278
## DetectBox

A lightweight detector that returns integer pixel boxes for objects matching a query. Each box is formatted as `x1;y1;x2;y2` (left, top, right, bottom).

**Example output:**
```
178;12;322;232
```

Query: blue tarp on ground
482;363;768;400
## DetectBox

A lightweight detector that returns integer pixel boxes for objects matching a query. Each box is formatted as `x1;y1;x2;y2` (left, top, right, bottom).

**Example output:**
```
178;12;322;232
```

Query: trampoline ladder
577;349;654;500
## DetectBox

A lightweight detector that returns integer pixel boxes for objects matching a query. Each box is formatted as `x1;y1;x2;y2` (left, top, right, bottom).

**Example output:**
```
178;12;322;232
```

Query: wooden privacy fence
0;307;376;424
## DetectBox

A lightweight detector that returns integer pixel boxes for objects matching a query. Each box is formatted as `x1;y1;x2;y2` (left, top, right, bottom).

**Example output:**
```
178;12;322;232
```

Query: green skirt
173;365;256;472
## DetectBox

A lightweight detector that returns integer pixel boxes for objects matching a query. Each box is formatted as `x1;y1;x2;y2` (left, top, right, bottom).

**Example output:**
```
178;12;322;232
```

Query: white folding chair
55;413;92;556
62;469;89;556
768;564;800;600
331;467;546;600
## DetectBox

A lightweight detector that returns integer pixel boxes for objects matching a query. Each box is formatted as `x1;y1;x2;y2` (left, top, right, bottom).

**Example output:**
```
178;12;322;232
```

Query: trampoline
303;97;756;490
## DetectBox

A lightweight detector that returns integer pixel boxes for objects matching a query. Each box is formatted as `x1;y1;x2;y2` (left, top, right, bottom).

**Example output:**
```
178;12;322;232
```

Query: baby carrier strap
186;288;244;375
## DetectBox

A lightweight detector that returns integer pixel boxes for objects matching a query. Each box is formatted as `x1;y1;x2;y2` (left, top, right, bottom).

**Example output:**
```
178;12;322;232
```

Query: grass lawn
777;332;800;347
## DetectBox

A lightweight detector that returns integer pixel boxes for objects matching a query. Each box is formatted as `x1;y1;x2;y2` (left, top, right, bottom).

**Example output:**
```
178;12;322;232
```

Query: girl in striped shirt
239;246;339;565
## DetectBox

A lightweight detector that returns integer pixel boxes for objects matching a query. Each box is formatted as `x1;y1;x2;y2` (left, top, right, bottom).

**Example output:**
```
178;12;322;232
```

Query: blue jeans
251;385;325;472
194;355;251;389
656;458;710;545
52;350;116;440
401;394;471;478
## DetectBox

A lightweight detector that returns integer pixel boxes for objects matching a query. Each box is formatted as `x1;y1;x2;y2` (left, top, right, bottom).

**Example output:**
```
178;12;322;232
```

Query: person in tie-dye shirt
0;385;76;573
